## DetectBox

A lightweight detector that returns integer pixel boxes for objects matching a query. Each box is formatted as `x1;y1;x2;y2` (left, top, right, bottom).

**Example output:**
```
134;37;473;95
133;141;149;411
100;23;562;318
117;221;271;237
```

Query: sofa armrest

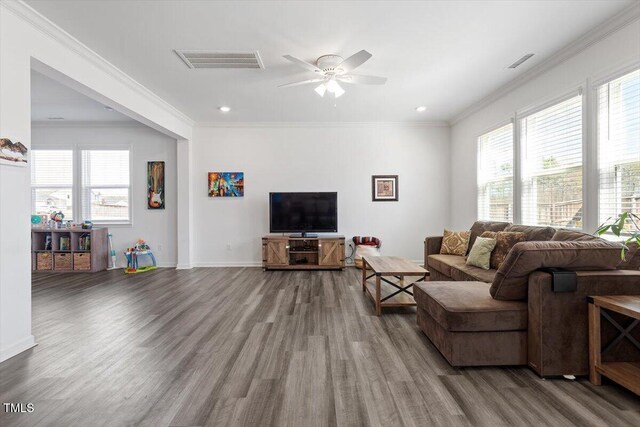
491;240;624;300
527;270;640;377
424;236;443;268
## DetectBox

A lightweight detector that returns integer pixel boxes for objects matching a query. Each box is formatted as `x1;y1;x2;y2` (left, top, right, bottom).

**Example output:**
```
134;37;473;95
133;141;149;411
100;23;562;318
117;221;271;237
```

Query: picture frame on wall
372;175;398;202
0;138;28;166
208;172;244;197
147;161;165;209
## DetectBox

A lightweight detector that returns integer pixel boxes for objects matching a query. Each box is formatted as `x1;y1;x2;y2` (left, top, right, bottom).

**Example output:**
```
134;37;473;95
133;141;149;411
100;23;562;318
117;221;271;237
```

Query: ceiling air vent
508;54;534;69
174;50;264;69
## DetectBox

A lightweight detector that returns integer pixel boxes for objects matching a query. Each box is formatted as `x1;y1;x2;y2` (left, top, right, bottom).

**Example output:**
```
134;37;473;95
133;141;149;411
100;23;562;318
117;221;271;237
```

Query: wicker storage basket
73;253;91;271
54;253;73;271
36;252;53;270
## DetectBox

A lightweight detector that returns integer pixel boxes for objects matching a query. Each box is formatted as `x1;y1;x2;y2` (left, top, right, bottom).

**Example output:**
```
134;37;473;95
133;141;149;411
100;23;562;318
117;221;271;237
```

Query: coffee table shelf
588;295;640;396
361;256;428;316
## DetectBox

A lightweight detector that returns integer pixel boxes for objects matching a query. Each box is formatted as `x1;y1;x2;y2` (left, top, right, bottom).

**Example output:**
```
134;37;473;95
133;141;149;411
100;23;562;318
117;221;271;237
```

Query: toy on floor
124;239;157;274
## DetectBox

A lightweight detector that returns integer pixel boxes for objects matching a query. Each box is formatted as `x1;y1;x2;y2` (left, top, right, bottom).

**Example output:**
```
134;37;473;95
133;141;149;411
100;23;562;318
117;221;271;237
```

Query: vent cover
508;54;534;69
174;50;264;69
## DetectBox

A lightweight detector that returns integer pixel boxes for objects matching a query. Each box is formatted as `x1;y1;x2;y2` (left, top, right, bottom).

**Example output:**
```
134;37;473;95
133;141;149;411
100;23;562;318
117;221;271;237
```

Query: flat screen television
270;192;337;236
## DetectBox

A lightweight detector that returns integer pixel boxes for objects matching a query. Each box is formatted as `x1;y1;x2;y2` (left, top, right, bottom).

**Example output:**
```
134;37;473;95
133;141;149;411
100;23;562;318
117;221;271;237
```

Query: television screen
270;192;337;233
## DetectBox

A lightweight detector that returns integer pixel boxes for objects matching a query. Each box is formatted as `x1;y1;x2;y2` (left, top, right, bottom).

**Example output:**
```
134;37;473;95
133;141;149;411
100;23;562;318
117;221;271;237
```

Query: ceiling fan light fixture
314;83;327;97
325;79;340;93
333;84;345;98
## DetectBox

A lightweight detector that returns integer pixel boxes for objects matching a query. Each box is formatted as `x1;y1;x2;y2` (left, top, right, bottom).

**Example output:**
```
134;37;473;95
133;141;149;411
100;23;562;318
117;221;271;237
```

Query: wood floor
1;268;639;426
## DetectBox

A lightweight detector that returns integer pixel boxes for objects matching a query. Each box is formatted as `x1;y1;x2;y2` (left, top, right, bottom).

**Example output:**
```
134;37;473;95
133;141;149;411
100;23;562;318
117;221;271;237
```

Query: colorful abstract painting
208;172;244;197
147;161;165;209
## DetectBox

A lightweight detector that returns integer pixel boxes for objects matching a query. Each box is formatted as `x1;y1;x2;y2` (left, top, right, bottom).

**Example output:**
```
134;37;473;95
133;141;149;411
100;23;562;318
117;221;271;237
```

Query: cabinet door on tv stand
319;239;343;267
264;239;289;266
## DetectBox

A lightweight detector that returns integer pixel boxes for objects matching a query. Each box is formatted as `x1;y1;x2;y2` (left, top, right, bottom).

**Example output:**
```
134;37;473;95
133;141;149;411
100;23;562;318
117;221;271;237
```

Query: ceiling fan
279;50;387;98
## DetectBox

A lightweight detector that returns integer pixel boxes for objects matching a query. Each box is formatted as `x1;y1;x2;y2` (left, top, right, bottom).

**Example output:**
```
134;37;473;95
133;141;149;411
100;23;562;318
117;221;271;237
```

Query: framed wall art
372;175;398;202
147;161;165;209
208;172;244;197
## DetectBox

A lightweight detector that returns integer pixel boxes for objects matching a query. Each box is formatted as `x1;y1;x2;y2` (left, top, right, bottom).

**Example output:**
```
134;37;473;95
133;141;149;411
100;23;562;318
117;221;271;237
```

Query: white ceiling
26;0;634;123
31;70;133;122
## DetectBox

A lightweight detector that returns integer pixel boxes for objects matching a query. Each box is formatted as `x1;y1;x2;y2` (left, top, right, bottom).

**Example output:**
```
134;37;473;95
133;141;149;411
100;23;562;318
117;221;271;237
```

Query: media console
262;235;345;270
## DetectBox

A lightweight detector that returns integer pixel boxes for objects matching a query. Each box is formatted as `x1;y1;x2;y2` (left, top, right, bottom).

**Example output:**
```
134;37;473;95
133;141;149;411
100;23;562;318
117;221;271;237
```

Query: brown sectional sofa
416;221;640;377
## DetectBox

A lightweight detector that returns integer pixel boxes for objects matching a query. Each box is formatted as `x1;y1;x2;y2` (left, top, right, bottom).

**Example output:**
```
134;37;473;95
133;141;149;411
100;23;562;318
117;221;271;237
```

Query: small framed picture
372;175;398;202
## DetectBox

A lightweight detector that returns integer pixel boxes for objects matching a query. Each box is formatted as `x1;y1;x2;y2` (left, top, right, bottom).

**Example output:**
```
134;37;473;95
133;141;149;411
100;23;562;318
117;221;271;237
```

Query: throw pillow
482;231;527;269
466;237;497;270
440;229;471;256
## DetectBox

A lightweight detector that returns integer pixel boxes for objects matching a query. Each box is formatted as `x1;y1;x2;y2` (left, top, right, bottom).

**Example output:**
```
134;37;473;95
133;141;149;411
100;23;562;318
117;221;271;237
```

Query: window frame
31;148;75;222
594;67;640;235
78;146;133;226
476;120;515;222
31;144;133;226
517;90;584;229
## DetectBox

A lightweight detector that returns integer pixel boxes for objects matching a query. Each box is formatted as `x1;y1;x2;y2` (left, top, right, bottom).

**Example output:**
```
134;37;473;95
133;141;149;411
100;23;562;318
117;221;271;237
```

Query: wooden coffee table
588;295;640;395
361;256;429;316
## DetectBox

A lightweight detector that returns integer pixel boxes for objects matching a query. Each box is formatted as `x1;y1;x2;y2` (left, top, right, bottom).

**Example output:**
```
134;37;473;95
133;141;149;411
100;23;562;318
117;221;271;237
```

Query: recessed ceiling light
416;106;427;112
219;106;231;113
47;117;65;120
104;106;114;112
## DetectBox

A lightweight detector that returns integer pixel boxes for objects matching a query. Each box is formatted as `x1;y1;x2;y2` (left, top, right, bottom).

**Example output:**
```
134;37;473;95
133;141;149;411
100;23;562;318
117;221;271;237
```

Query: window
597;69;640;232
31;148;130;224
477;123;514;221
81;150;130;223
31;150;74;221
520;94;583;228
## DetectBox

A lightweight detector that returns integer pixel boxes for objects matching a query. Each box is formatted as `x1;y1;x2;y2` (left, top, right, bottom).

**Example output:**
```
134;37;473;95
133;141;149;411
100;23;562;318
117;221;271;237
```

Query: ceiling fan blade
283;55;322;74
338;50;372;73
338;74;387;85
278;78;324;88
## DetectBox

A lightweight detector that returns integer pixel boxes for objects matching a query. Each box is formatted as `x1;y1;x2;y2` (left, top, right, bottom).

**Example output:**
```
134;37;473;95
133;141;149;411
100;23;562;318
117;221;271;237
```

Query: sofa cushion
551;229;600;241
440;229;470;256
427;254;457;277
466;236;497;270
468;220;511;254
428;254;497;283
490;240;624;300
414;281;527;332
482;231;527;270
504;224;556;241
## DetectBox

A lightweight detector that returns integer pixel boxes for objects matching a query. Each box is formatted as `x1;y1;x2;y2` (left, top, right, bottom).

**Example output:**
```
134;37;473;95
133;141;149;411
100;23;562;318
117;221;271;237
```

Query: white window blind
520;94;583;229
478;123;514;222
31;150;74;220
81;150;130;223
598;69;640;232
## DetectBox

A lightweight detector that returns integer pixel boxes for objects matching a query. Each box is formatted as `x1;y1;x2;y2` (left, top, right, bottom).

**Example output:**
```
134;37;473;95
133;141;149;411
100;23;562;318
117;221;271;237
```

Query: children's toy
108;233;118;270
124;239;157;274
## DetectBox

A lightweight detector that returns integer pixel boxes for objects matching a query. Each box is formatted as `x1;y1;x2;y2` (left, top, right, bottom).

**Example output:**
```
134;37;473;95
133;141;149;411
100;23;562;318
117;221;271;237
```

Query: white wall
192;124;450;265
0;1;193;362
32;124;178;267
449;17;640;230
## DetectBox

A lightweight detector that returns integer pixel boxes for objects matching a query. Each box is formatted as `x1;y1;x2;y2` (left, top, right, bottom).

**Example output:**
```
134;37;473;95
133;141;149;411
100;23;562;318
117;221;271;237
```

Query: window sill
90;222;132;227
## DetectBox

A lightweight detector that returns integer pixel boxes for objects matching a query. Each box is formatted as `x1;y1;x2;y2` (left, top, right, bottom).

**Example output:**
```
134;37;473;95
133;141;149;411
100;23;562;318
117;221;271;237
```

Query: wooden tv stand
262;235;345;270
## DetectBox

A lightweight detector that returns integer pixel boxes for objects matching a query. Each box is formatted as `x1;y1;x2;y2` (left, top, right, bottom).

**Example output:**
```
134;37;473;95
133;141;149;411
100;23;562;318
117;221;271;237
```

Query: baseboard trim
194;262;263;268
0;335;37;363
176;263;194;270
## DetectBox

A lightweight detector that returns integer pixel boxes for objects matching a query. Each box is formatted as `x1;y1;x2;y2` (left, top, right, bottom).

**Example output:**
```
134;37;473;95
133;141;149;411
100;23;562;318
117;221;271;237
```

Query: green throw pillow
466;236;497;270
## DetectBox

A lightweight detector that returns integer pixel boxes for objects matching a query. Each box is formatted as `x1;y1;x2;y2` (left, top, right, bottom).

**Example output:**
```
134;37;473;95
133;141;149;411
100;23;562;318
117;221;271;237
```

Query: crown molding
449;2;640;126
32;120;144;128
195;121;450;129
1;1;195;129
